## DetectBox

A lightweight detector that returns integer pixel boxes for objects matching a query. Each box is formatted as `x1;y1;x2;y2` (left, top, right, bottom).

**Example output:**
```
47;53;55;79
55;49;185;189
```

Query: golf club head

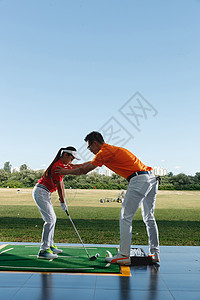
90;256;97;261
90;253;100;260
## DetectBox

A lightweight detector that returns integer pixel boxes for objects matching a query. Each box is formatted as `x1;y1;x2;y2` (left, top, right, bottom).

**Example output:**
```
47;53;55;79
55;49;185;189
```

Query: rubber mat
0;244;120;274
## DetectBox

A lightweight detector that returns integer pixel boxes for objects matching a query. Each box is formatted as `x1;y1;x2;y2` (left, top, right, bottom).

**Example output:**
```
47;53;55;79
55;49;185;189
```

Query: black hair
84;131;105;145
43;146;77;177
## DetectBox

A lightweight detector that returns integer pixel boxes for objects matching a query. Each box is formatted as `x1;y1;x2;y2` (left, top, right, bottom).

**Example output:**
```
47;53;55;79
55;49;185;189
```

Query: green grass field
0;188;200;246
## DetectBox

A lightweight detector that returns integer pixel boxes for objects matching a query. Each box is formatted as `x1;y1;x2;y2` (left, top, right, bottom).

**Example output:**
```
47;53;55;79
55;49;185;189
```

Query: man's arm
69;163;87;169
56;162;96;175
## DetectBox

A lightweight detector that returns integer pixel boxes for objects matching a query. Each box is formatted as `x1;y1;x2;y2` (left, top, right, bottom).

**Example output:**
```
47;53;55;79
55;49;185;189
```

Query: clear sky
0;0;200;175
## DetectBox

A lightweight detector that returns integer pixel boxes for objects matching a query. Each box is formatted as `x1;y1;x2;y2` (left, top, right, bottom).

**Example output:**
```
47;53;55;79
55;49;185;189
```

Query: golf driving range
1;189;200;299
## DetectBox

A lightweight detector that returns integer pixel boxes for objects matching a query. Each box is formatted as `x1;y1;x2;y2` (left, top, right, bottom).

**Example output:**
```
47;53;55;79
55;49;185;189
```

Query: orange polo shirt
91;143;152;179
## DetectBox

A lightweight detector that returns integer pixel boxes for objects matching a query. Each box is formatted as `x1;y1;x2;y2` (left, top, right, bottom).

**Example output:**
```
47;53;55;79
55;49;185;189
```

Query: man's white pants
119;174;159;256
32;186;56;251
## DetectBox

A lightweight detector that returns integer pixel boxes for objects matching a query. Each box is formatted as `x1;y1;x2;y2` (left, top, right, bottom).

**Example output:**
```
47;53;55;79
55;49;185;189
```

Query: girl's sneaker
37;248;58;260
50;244;63;254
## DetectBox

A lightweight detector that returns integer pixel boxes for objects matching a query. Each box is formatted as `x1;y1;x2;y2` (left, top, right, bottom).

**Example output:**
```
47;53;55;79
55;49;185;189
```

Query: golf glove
60;200;68;212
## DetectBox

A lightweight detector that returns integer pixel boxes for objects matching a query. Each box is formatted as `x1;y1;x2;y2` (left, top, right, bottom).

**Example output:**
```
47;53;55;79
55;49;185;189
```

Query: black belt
36;183;50;193
126;171;152;182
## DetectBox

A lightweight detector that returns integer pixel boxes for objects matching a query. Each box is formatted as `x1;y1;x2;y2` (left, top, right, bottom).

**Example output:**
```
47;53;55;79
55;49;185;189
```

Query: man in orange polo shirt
56;131;159;265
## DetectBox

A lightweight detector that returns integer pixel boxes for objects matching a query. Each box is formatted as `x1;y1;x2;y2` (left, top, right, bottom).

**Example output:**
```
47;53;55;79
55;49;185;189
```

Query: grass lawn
0;188;200;246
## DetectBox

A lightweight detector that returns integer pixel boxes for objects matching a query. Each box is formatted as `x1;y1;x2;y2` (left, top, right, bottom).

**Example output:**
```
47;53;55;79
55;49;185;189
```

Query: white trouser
119;173;159;256
32;185;56;251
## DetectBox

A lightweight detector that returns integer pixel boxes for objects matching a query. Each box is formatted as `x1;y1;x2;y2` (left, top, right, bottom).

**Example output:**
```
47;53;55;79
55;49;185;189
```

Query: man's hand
55;166;70;175
56;162;96;176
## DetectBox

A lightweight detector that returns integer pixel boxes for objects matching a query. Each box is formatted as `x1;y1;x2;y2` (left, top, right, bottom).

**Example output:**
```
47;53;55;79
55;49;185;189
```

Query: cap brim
73;154;81;160
72;152;81;160
62;149;81;160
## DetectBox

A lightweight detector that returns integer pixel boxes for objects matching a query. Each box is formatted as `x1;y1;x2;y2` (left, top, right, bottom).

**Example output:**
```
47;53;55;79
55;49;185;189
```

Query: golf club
65;210;99;261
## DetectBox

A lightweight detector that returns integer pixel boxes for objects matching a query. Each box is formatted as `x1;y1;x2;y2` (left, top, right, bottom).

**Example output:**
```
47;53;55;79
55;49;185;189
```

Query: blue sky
0;0;200;175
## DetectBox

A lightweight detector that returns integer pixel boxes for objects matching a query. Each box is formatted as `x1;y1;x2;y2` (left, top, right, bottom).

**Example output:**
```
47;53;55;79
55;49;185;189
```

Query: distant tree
18;169;41;187
194;172;200;182
3;161;12;173
20;164;28;172
171;173;194;190
158;175;174;190
1;162;200;190
6;180;22;188
168;172;173;177
0;169;9;186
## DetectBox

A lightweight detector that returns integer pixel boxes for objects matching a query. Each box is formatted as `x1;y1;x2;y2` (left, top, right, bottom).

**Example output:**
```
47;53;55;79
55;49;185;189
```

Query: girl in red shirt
32;146;80;260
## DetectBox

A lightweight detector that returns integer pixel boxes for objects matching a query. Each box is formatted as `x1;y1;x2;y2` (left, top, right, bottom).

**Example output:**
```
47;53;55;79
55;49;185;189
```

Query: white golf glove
60;199;68;212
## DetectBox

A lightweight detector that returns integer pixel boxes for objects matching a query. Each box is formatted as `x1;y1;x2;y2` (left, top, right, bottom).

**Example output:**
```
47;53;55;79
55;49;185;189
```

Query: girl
32;146;80;260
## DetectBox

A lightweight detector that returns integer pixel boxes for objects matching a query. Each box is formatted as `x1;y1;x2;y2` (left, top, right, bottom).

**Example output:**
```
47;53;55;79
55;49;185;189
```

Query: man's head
84;131;105;154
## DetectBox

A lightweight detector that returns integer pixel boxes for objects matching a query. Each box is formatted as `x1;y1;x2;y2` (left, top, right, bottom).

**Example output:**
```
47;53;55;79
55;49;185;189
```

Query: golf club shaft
66;210;91;259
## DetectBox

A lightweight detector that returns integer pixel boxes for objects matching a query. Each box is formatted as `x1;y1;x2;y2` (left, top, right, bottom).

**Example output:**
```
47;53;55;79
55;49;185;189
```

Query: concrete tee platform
0;243;200;300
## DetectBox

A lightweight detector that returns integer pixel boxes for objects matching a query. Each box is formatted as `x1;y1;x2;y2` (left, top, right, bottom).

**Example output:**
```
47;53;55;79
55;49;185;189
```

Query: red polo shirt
37;159;72;193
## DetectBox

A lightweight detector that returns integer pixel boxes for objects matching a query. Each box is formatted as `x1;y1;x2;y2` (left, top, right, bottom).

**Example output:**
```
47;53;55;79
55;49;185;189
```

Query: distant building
89;166;114;176
90;166;168;177
11;166;20;172
102;166;114;176
153;167;168;176
89;167;100;174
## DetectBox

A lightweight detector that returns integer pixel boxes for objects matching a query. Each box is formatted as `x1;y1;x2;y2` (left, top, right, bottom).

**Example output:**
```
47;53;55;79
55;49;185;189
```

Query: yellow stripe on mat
120;265;131;277
0;244;8;250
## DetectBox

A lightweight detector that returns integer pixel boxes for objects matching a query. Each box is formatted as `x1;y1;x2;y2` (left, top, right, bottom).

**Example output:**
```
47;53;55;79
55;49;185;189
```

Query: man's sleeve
91;147;113;167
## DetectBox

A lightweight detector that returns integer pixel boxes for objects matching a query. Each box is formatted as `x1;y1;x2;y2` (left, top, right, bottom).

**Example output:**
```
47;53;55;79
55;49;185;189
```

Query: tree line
0;162;200;190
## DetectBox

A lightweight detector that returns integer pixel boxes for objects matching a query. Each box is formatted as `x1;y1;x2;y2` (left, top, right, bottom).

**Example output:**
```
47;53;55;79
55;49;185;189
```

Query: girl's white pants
32;186;56;251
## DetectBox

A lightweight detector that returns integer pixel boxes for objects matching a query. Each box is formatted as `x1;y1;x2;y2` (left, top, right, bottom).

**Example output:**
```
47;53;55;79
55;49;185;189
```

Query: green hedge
0;167;200;190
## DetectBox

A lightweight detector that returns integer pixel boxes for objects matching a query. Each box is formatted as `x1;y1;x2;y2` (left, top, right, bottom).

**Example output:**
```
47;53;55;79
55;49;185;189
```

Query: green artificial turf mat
0;244;120;273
